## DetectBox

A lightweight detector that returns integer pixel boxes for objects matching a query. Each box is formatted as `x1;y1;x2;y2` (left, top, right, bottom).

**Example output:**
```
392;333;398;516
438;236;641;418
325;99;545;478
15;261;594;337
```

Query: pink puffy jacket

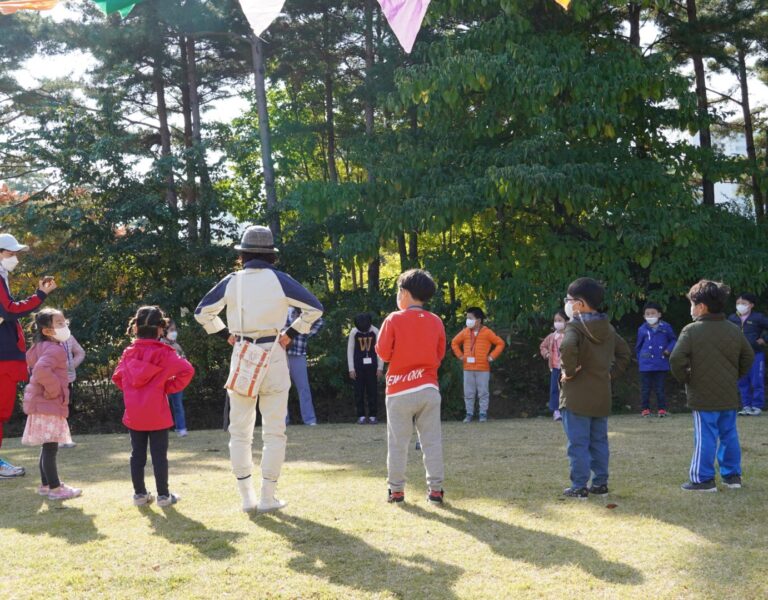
112;339;195;431
23;341;70;418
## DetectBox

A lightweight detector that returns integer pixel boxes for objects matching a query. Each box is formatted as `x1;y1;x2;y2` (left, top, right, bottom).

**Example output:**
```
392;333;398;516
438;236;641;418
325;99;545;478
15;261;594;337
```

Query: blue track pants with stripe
689;410;741;484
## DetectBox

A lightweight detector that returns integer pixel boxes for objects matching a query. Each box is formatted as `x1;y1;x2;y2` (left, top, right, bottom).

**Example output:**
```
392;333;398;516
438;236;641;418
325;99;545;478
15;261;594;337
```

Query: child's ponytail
127;306;170;339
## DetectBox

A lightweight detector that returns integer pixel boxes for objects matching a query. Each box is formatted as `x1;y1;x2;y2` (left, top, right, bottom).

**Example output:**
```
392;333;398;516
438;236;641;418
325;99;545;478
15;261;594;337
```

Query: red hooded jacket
112;339;194;431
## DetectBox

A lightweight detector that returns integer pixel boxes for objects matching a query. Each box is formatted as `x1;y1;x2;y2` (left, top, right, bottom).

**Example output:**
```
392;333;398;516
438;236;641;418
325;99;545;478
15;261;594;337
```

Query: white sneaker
59;442;77;449
237;477;259;512
738;407;752;416
751;407;762;416
157;493;181;507
0;459;25;478
257;497;287;513
176;429;188;437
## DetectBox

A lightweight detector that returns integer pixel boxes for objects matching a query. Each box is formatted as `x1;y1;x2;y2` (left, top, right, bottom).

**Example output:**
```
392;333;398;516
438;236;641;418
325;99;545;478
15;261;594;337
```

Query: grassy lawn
1;415;767;599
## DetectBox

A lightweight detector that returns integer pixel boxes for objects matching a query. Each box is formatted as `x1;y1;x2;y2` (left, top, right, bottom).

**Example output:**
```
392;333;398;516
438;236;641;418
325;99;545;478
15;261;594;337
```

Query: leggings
39;442;60;489
129;429;169;497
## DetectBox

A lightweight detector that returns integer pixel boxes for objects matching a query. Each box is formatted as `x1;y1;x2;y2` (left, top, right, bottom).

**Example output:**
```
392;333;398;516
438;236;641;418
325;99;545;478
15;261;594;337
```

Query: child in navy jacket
635;302;676;417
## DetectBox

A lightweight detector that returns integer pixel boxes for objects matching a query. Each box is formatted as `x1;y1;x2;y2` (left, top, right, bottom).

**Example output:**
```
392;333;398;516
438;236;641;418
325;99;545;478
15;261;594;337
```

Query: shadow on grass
141;506;243;560
255;512;463;599
404;504;644;586
0;494;105;545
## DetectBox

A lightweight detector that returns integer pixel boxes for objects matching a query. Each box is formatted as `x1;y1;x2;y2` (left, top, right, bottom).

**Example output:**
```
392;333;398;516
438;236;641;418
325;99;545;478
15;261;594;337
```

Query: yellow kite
555;0;571;8
0;0;59;15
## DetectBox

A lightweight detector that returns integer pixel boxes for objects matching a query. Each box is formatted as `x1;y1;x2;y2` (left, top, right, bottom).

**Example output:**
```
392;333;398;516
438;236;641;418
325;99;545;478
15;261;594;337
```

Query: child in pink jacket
539;309;567;421
22;308;82;500
113;306;194;507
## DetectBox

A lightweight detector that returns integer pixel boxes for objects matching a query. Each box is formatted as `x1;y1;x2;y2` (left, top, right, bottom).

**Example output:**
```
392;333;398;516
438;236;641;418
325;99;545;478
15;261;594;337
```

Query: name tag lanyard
468;327;482;362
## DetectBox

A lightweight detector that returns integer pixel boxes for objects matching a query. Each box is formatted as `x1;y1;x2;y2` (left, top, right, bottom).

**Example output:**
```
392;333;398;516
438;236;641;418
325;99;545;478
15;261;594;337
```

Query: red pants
0;374;18;448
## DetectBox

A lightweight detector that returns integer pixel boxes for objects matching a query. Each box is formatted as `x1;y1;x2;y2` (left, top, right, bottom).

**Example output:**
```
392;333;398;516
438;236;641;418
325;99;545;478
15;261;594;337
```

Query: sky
9;1;768;206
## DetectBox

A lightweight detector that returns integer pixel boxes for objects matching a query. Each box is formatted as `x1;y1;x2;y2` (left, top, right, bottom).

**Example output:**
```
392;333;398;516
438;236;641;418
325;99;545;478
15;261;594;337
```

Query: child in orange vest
451;308;505;422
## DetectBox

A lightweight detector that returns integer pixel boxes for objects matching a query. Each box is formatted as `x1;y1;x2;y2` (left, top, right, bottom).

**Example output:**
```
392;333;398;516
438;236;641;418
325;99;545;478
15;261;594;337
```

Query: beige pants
386;387;444;492
228;344;290;482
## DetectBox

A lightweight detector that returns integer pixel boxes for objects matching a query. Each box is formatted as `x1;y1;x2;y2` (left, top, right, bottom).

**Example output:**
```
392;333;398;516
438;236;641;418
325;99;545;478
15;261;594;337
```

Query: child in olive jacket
560;278;631;499
670;280;754;492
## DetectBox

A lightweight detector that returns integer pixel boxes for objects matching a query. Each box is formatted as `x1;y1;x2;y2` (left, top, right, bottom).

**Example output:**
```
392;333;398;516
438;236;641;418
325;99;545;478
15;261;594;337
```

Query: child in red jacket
113;306;194;507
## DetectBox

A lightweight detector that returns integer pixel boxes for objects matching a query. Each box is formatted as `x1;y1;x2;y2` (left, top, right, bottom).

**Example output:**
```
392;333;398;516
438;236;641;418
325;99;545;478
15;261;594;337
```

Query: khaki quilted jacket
669;313;754;411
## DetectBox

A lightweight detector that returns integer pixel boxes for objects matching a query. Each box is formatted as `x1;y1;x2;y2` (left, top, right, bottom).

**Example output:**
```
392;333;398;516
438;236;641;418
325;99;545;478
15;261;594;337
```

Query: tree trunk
179;35;198;243
628;3;641;49
365;0;381;292
408;232;418;264
251;34;281;240
185;35;213;244
687;0;716;206
398;232;408;271
152;51;176;211
737;45;764;221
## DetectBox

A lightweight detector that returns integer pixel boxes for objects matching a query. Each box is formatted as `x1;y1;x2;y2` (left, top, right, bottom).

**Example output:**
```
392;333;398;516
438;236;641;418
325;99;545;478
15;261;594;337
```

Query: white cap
0;233;29;252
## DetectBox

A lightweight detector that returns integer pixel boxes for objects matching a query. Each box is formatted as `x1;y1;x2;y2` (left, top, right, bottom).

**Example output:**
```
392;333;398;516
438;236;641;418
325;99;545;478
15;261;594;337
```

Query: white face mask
1;256;19;272
167;331;178;341
645;317;659;326
466;319;476;329
564;302;575;320
690;305;698;320
554;321;565;331
52;326;71;343
736;304;750;315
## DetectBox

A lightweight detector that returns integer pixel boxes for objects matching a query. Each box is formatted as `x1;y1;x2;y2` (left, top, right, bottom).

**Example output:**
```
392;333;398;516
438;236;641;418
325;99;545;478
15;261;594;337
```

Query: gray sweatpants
464;370;491;415
386;387;444;492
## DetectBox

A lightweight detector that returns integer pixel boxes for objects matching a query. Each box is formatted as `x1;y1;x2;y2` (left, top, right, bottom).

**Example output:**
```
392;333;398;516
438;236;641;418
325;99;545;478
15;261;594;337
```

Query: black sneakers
681;480;717;492
722;475;742;489
387;489;405;503
588;484;609;496
563;487;589;499
427;489;444;504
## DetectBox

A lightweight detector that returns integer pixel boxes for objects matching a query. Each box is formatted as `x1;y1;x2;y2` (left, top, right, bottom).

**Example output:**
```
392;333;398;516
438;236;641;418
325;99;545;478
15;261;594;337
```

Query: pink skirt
22;414;72;446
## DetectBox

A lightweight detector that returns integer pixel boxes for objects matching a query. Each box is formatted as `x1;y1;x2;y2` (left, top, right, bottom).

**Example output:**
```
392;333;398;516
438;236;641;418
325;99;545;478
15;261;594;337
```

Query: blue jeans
640;371;667;410
548;368;561;413
168;392;187;432
561;409;609;489
738;352;765;409
287;354;317;425
690;410;741;483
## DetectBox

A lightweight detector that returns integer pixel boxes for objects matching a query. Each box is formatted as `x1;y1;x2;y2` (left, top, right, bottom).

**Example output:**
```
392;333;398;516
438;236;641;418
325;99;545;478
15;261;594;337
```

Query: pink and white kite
377;0;431;54
239;0;286;38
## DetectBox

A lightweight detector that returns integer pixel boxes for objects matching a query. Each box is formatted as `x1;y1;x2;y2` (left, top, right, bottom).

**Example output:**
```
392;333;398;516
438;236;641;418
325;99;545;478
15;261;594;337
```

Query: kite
92;0;143;18
0;0;59;15
377;0;430;54
239;0;286;38
555;0;571;8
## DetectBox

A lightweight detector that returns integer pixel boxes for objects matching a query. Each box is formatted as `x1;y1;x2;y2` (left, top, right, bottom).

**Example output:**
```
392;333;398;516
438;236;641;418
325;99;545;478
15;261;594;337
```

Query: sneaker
176;429;188;437
657;409;668;418
58;441;77;448
751;407;762;416
157;493;181;507
681;480;717;492
738;407;752;416
563;486;589;499
387;489;405;504
48;484;82;500
257;496;287;513
427;489;445;504
368;416;378;424
553;409;562;421
722;475;742;489
0;458;25;478
588;484;609;496
306;422;317;426
478;413;488;423
357;416;367;425
133;492;155;506
641;409;651;417
463;414;473;424
37;485;50;496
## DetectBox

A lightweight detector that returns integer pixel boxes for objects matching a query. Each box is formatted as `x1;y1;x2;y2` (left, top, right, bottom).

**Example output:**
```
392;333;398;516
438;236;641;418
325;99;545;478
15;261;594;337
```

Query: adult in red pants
0;233;56;478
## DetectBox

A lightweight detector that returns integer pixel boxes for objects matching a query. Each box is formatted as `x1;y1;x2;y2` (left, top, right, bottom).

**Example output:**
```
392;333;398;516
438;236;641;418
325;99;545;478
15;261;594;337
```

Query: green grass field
1;415;767;599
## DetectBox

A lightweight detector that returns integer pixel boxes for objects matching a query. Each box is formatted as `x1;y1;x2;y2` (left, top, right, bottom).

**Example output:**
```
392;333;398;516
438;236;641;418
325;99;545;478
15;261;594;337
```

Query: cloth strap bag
224;271;280;398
